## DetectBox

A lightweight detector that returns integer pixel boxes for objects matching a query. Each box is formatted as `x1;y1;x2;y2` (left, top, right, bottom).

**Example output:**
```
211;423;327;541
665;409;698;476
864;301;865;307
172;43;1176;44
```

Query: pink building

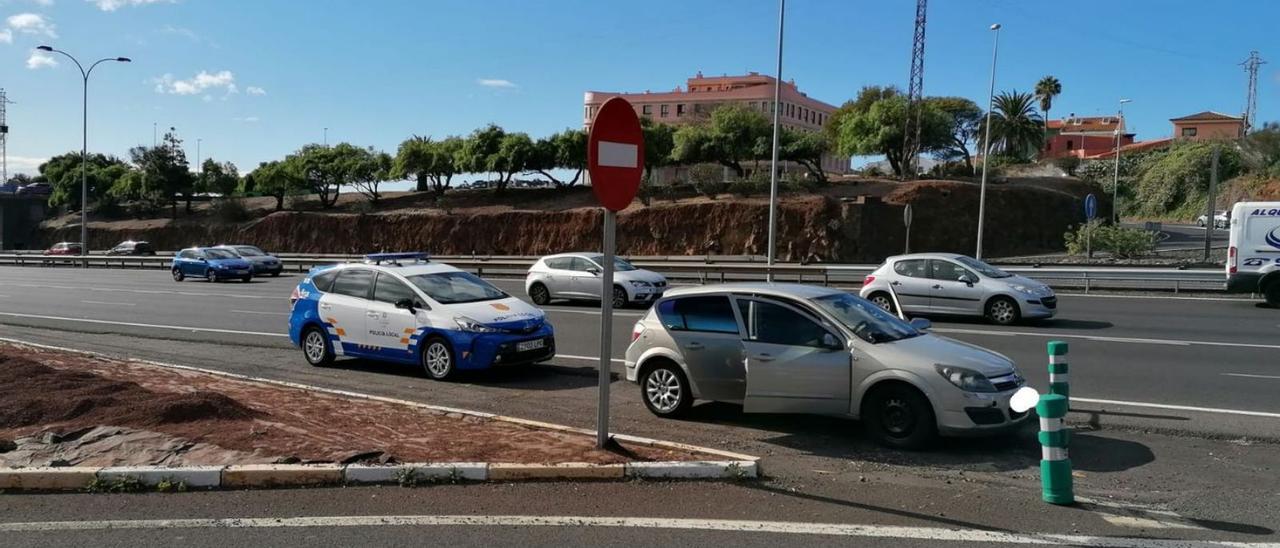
1040;115;1134;160
584;72;848;175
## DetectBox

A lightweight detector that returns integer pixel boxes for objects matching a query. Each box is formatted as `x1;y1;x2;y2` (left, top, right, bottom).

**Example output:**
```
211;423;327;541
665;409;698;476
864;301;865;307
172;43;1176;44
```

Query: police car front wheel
421;337;456;380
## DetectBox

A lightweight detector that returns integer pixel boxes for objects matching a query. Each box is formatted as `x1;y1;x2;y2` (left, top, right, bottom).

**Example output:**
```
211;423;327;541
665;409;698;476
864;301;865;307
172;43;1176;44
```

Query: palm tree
990;90;1045;162
1034;76;1062;148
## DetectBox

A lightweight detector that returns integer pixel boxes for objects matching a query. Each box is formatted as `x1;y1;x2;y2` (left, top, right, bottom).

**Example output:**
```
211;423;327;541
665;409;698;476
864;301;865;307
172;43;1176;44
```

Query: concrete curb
0;338;762;493
0;460;758;492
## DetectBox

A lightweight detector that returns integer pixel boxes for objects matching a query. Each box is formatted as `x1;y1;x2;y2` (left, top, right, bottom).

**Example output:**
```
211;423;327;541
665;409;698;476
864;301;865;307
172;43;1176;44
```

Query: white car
525;253;668;308
1197;211;1230;229
859;253;1056;325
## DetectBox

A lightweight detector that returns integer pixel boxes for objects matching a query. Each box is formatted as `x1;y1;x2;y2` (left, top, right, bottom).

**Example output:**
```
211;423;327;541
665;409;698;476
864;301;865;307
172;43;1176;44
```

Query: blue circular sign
1084;194;1098;220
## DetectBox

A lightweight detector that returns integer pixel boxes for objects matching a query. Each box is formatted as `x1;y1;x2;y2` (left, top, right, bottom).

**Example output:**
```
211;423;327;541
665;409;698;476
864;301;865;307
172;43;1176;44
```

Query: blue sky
2;0;1276;179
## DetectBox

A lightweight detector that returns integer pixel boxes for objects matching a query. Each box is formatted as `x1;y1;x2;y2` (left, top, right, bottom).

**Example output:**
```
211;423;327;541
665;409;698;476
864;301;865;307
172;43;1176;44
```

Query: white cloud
233;116;259;123
7;155;48;175
26;50;57;69
477;78;517;89
152;70;237;95
7;13;57;38
35;0;55;5
0;29;11;44
90;0;175;11
159;24;197;40
246;86;266;96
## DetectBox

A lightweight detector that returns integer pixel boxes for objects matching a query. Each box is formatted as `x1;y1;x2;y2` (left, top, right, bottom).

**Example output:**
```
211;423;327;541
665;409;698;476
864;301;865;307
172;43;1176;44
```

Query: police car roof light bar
364;252;431;266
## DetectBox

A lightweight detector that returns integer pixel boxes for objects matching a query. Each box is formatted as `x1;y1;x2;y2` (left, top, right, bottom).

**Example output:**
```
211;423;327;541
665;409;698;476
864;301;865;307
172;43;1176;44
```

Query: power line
1240;51;1265;132
902;0;927;179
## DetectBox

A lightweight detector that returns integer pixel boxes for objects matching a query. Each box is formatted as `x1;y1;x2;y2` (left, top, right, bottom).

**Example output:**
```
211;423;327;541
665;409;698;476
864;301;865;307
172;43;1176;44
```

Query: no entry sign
588;97;645;212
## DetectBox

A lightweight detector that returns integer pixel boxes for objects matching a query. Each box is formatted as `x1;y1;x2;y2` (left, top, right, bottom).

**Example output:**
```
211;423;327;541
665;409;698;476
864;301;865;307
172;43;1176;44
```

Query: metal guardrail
0;253;1227;293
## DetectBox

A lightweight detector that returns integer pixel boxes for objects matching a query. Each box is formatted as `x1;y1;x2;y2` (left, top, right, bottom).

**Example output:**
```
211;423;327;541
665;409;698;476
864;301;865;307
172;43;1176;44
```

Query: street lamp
765;0;785;281
975;23;1001;260
36;46;130;265
1112;98;1132;225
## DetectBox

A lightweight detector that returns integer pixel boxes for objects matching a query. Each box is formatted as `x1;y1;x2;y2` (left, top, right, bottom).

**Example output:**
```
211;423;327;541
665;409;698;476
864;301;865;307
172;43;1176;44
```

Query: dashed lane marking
230;309;291;316
79;300;137;307
1223;373;1280;380
933;327;1280;351
0;312;289;338
0;514;1272;547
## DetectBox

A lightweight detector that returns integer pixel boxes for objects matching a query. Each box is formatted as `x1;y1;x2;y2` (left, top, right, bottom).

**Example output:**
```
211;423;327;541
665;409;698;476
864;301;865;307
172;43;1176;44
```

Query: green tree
528;129;587;187
824;85;902;143
1134;140;1242;218
641;118;676;180
39;152;132;210
288;143;351;208
990;90;1045;161
672;104;771;177
489;132;535;193
200;158;240;197
1242;121;1280;176
835;95;950;176
112;132;194;217
250;159;304;211
779;128;831;182
1034;76;1062;146
456;124;507;185
927;96;984;173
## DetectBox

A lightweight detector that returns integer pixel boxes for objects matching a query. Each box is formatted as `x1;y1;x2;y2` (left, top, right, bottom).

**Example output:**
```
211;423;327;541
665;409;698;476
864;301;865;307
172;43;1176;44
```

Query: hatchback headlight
629;280;652;288
454;316;501;333
935;364;998;393
1008;284;1037;295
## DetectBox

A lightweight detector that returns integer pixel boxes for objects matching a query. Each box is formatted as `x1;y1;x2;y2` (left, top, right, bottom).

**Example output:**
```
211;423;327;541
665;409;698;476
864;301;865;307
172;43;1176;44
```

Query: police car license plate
516;339;545;352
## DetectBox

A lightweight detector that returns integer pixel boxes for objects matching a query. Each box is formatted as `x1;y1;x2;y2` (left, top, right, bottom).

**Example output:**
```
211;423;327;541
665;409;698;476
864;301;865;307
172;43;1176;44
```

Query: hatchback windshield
954;256;1012;279
587;254;638;272
810;292;920;344
406;271;508;304
235;246;265;257
205;249;237;260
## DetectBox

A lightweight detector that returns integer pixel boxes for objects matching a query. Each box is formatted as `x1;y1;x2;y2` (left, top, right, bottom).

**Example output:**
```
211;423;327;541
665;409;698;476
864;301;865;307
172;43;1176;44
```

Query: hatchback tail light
863;275;876;286
1228;246;1237;274
631;322;644;342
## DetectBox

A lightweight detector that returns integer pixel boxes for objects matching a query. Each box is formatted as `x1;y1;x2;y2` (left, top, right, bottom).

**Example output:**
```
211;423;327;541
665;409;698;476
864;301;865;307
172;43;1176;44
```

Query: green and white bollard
1047;341;1069;403
1036;393;1074;505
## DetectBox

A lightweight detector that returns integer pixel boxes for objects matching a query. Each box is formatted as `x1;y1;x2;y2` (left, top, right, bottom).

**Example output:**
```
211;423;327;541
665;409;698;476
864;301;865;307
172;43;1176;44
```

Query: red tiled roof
1047;116;1122;133
1085;137;1174;159
1169;111;1243;122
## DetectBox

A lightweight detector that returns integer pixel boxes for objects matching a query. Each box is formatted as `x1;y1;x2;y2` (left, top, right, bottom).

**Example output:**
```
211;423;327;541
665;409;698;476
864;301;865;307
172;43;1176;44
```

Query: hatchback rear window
656;296;739;334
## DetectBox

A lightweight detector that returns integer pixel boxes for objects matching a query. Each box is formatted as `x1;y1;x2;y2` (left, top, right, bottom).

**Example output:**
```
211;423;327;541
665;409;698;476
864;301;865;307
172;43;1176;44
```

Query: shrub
1064;221;1155;259
688;164;726;199
1054;156;1082;176
733;171;770;198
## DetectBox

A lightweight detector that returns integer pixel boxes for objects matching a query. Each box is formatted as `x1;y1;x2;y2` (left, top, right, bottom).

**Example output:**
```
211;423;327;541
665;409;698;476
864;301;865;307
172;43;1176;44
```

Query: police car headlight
629;281;652;288
454;316;501;333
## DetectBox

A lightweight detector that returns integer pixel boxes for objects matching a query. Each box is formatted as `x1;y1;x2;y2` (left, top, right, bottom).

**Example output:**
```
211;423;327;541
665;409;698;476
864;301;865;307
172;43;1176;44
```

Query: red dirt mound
0;356;259;430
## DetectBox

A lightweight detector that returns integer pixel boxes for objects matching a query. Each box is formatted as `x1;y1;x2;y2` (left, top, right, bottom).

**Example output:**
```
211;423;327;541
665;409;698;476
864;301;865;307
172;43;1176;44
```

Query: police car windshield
406;271;508;304
586;254;638;272
204;249;237;260
954;256;1012;279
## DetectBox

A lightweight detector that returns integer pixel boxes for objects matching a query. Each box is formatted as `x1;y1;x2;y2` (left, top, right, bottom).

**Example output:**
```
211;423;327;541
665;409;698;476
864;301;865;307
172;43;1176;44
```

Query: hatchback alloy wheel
869;293;894;313
640;363;691;417
986;297;1020;325
612;286;627;309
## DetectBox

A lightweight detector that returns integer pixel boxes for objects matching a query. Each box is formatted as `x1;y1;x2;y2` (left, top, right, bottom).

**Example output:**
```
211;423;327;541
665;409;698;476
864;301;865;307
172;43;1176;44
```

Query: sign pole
596;209;616;448
903;204;913;254
1204;147;1219;262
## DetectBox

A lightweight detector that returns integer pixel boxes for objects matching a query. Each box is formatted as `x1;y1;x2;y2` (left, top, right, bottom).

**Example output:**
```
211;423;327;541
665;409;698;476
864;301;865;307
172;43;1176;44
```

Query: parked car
106;240;156;256
525;252;668;308
1225;201;1280;306
1197;210;1231;229
625;283;1028;449
43;242;84;256
859;253;1055;325
214;244;283;277
16;182;52;197
171;247;254;282
288;252;555;379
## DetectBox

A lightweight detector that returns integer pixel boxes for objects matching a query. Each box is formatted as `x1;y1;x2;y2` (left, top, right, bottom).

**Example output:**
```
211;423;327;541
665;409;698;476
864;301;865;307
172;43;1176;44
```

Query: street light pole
36;46;130;266
765;0;785;281
196;138;203;192
1112;99;1132;225
975;23;1001;261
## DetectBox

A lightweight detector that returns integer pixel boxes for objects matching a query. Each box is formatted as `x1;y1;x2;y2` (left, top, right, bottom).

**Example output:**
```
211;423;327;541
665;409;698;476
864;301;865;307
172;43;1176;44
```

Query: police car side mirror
394;298;416;313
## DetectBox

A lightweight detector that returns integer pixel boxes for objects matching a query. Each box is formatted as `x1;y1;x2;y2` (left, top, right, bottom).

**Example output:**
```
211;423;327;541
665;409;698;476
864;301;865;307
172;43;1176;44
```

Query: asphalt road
1153;222;1229;252
2;265;1279;545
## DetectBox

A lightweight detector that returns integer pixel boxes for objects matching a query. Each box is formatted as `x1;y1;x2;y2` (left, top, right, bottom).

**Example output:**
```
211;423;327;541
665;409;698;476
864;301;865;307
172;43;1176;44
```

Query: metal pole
1112;99;1130;225
975;24;1000;260
80;70;88;268
765;0;785;282
1204;147;1219;261
323;127;329;146
596;209;616;448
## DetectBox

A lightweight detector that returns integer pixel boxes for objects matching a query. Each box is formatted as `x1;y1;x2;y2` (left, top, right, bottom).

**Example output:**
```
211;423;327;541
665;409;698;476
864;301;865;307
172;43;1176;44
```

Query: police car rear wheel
421;338;455;380
172;269;184;282
302;327;333;366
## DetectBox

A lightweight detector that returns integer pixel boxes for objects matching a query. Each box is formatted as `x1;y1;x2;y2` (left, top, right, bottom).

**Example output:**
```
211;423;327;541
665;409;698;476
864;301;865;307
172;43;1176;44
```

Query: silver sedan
859;253;1056;325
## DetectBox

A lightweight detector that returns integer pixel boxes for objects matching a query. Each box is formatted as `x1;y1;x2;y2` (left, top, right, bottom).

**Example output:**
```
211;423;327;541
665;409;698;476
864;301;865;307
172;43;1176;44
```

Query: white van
1226;202;1280;305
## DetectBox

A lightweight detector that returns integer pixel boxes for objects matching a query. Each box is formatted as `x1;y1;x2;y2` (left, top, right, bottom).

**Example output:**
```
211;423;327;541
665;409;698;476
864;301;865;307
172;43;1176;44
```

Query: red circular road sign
588;97;645;212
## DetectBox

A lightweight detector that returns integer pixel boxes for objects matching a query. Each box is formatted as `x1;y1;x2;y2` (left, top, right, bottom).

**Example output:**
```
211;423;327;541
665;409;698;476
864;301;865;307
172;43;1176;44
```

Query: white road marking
544;307;644;317
934;327;1280;350
230;309;290;316
1223;373;1280;380
1057;293;1248;303
1;282;274;300
79;300;137;307
0;515;1269;547
0;312;288;338
1073;398;1280;420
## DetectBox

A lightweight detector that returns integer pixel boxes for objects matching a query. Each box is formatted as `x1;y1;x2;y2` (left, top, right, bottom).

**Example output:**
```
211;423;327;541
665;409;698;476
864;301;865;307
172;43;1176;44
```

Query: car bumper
252;263;283;274
1020;295;1058;319
445;326;557;370
213;269;253;279
936;388;1033;435
1227;273;1260;293
628;289;664;303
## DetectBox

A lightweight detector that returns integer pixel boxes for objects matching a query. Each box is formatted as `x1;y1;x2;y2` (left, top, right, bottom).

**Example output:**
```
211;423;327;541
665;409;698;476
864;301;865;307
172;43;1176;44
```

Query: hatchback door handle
890;281;902;286
366;311;380;318
754;353;774;362
931;284;942;289
684;342;704;350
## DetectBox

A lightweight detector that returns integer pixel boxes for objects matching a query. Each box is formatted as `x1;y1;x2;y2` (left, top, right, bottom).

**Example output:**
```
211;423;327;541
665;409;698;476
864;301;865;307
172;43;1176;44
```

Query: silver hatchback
625;283;1028;449
859;253;1056;325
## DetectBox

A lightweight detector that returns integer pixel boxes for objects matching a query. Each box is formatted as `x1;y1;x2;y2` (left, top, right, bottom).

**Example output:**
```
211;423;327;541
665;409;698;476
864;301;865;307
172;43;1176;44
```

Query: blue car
172;247;254;283
287;253;555;380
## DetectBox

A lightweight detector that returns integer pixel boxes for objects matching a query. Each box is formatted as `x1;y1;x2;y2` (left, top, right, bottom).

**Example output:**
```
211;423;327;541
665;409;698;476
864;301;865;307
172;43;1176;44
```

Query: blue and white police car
288;253;555;380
